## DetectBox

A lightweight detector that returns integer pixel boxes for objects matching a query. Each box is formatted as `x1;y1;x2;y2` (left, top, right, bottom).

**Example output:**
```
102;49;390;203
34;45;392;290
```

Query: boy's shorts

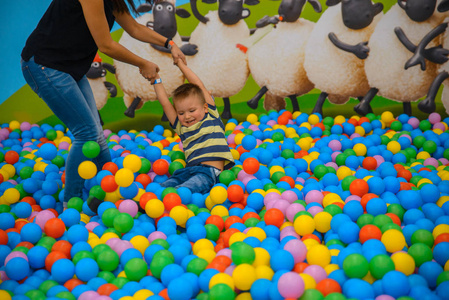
160;164;221;194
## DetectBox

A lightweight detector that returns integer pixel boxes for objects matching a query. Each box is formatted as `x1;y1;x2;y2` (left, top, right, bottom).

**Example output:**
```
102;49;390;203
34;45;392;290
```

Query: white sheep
187;0;258;119
246;0;322;113
304;0;383;116
114;1;192;118
355;0;447;116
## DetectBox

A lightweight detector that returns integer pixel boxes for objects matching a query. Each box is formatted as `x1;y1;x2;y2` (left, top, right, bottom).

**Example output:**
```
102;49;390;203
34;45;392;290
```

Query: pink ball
237;170;251;181
277;272;305;298
407;117;420;129
373;155;385;166
85;222;100;232
264;192;282;205
283;239;307;264
105;237;122;249
331;152;341;162
118;200;139;217
79;291;100;300
281;190;298;203
286;203;305;222
225;265;235;276
424;157;439;168
439;158;449;165
216;248;232;258
350;133;361;139
5;252;28;264
109;135;120;142
428;112;441;124
345;195;361;203
35;210;56;230
305;190;323;205
307;205;323;216
148;231;167;243
304;265;327;283
20;122;32;131
272;199;290;215
267;120;277;126
114;241;133;257
328;140;342;151
227;134;236;145
375;295;396;300
433;122;446;131
325;162;338;171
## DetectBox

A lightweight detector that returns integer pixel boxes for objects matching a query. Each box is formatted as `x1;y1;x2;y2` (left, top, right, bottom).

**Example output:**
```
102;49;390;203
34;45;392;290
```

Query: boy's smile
175;96;208;127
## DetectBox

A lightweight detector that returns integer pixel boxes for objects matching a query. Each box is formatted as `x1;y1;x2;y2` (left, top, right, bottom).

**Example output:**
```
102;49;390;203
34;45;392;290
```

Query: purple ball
305;190;323;205
283;239;307;264
286;203;305;222
329;140;342;151
148;231;167;243
304;264;327;283
118;200;138;217
428;112;441;124
79;291;100;300
278;272;305;298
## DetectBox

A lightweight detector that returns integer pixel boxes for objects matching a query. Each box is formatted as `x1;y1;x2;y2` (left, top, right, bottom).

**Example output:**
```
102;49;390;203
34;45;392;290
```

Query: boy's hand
139;60;159;82
171;43;187;65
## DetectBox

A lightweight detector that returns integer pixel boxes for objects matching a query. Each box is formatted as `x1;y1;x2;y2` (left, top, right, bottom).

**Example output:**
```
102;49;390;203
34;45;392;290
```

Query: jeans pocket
22;65;39;93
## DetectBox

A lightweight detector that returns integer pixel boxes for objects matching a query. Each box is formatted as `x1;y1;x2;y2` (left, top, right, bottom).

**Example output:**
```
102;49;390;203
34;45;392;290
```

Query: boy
152;60;235;194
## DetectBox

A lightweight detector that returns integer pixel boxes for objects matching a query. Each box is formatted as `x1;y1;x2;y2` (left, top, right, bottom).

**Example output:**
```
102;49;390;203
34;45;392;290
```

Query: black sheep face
86;62;106;79
218;0;246;25
152;2;178;38
278;0;306;22
399;0;436;22
341;0;383;30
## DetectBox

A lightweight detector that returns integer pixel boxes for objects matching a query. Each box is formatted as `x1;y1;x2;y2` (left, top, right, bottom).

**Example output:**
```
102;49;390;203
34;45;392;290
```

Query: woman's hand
139;61;160;82
171;43;187;65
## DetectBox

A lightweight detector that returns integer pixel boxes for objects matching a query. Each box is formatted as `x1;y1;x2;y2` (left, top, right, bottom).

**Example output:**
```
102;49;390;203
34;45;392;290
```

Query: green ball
380;135;390;145
209;283;235;300
19;166;34;179
113;213;134;234
413;136;426;148
139;158;152;174
82;141;101;158
381;223;402;233
36;236;56;252
264;183;277;191
386;204;405;221
369;254;395;279
67;197;84;212
169;161;184;175
230;241;255;265
219;170;236;186
343;149;356;157
96;249;120;272
300;289;324;300
341;176;357;191
272;132;284;142
324;204;343;216
111;277;129;289
323;116;334;127
89;185;106;200
244;217;260;228
25;290;46;300
97;271;115;282
232;166;242;178
372;214;392;229
186;257;209;276
324;292;347;300
390;121;402;131
444;148;449;160
422;140;437;154
151;238;170;249
281;149;295;159
411;229;434;248
92;244;112;259
408;243;433;267
271;171;285;184
12;246;29;254
205;224;220;241
437;271;449;285
124;258;147;281
46;129;57;141
102;208;120;228
343;253;369;278
326;239;345;248
150;251;175;278
73;250;96;265
51;156;65;168
55;291;76;300
169;151;185;161
187;204;199;215
410;175;423;186
335;153;348;166
357;214;374;228
314;164;328;179
39;280;59;294
419;120;432;131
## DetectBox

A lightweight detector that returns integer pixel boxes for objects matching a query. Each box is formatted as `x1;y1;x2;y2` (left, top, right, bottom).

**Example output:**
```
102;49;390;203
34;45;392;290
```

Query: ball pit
0;111;449;299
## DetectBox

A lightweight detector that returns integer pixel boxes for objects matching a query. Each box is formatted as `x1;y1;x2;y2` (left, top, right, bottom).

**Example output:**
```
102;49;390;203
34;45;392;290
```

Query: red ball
362;157;377;170
152;159;169;175
64;278;83;291
206;215;225;232
45;251;67;272
279;176;295;188
97;283;119;296
316;278;342;296
51;240;72;259
349;179;369;197
136;174;152;188
102;162;119;175
4;151;20;164
163;193;182;211
224;215;243;230
44;218;66;239
264;208;284;228
101;175;118;193
0;230;8;245
227;185;244;203
242;157;259;175
359;224;382;243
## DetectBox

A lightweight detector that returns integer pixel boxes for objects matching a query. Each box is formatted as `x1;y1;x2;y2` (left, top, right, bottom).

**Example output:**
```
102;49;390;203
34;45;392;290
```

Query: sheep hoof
354;102;372;116
221;110;232;120
247;99;259;110
418;99;436;114
124;108;136;118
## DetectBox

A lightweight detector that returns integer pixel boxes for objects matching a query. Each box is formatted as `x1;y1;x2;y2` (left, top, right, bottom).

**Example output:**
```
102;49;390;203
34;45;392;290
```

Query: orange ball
44;218;66;239
360;193;379;211
21;196;36;206
349;179;369;197
64;278;83;291
102;162;119;175
224;216;243;230
264;208;284;228
227;185;244;203
242;212;260;222
139;192;158;210
45;251;67;272
16;241;34;249
435;233;449;245
359;224;382;244
97;283;119;296
153;159;169;175
316;278;342;296
397;169;412;182
362;157;377;170
293;262;309;273
242;157;259;175
279;176;295;188
163;193;182;211
101;175;118;193
5;150;20;164
206;215;225;232
277;115;289;125
52;240;72;259
136;174;152;188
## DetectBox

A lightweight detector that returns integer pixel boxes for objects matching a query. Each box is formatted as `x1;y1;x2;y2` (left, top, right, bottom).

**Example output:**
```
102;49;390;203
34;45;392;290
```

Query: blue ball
242;135;257;150
436;281;449;300
38;143;57;160
75;258;99;282
343;278;374;299
167;277;193;300
338;221;360;244
398;190;422;210
27;245;49;269
60;208;81;228
5;257;30;281
161;263;185;287
365;197;387;216
198;268;219;293
433;242;449;267
418;261;443;289
270;249;294;272
120;248;143;266
51;258;75;284
186;223;207;242
20;222;42;244
250;278;271;300
420;184;440;203
343;201;364;222
0;213;15;230
382;271;411;298
367;177;385;195
13;202;32;219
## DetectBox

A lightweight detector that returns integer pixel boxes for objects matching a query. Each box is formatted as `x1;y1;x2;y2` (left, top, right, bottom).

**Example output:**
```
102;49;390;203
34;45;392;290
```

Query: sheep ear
397;0;406;10
308;0;322;13
242;8;251;19
102;63;116;74
245;0;260;6
326;0;341;6
438;0;449;13
202;0;217;3
137;3;153;13
372;2;383;16
176;8;191;18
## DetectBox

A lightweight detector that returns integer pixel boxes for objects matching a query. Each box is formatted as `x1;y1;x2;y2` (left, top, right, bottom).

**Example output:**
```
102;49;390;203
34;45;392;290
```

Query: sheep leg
418;71;449;114
222;97;232;119
288;95;300;112
247;86;268;109
312;92;328;115
403;102;412;116
124;97;141;118
354;88;378;116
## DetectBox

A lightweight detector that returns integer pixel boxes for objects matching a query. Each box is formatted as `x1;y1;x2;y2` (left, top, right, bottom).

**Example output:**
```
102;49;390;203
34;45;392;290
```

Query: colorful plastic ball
124;258;147;281
39;143;58;160
342;278;374;299
209;283;235;300
391;252;415;276
145;199;165;219
277;271;304;298
167;277;193;300
338;221;360;244
82;141;101;159
294;215;315;236
20;222;42;244
419;261;443;289
44;218;66;238
78;161;98;180
270;249;294;272
369;254;395;279
232;264;257;291
5;257;30;281
408;243;433;267
381;229;406;253
433;242;449;267
242;157;260;175
343;253;369;279
349;179;369;197
152;159;169;175
67;224;89;244
306;244;331;268
315;278;342;296
75;258;99;282
231;242;255;265
101;175;118;193
113;213;134;233
51;258;75;284
381;271;411;298
118;200;139;217
114;168;134;188
96;248;120;272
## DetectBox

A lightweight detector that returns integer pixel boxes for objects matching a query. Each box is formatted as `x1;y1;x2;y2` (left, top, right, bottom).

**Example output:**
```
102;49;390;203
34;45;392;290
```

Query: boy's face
174;95;208;127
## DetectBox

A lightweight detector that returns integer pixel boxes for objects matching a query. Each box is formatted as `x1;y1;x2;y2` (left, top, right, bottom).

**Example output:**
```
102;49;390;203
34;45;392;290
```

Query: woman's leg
21;58;111;206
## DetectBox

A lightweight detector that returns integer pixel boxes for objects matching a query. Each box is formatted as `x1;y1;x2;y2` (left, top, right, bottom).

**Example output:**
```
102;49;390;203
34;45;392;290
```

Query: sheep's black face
401;0;436;22
341;0;379;30
278;0;306;22
86;62;105;79
153;2;178;38
218;0;244;25
438;0;449;12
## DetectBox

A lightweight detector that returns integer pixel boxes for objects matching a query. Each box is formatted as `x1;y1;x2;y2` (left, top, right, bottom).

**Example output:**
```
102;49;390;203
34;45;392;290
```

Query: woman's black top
21;0;115;81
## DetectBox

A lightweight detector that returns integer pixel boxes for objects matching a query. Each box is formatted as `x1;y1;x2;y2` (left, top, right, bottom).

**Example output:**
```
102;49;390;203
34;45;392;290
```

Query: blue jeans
21;57;111;206
160;165;220;194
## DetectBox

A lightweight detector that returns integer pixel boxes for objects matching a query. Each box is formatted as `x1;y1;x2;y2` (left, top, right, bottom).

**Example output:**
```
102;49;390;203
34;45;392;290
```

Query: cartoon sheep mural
246;0;322;113
114;0;196;118
304;0;383;116
355;0;448;116
187;0;259;119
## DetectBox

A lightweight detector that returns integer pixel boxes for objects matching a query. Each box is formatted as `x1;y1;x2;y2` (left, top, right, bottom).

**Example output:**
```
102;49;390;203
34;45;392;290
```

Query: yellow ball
391;252;415;276
294;215;315;236
353;143;367;156
334;115;346;125
433;224;449;239
247;113;259;124
78;161;97;179
246;227;267;242
115;168;134;187
225;122;237;132
163;129;172;138
235;292;252;300
9;120;20;130
308;114;320;125
100;232;120;244
169;205;189;226
387;141;401;154
381;111;395;125
210;186;228;204
324;264;340;275
197;248;216;263
299;273;316;290
416;151;431;160
354;126;366;136
230;149;240;160
253;247;270;267
381;229;406;253
323;193;343;207
255;265;274;280
232;264;257;291
145;199;165;219
314;211;332;233
336;166;353;180
209;273;234;290
1;165;16;177
0;290;12;300
228;232;246;246
306;244;331;268
123;154;142;173
130;235;150;256
298;138;311;151
133;289;154;299
234;133;246;145
210;205;229;217
193;239;215;255
3;188;20;204
437;196;449;207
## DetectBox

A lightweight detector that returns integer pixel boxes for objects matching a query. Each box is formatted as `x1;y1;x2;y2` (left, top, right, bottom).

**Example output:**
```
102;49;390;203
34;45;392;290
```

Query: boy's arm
152;77;177;125
176;61;215;106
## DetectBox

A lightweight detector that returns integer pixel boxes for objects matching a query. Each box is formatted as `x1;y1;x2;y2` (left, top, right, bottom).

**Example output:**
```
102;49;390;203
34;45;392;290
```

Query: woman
21;0;185;208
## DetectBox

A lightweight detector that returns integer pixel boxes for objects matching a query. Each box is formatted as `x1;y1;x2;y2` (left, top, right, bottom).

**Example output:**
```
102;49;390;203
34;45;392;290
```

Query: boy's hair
172;83;206;105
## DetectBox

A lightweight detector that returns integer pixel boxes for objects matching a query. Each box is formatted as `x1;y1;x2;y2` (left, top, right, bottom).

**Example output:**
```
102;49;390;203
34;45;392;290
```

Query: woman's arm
152;76;177;125
176;61;215;106
114;9;187;65
79;0;159;81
